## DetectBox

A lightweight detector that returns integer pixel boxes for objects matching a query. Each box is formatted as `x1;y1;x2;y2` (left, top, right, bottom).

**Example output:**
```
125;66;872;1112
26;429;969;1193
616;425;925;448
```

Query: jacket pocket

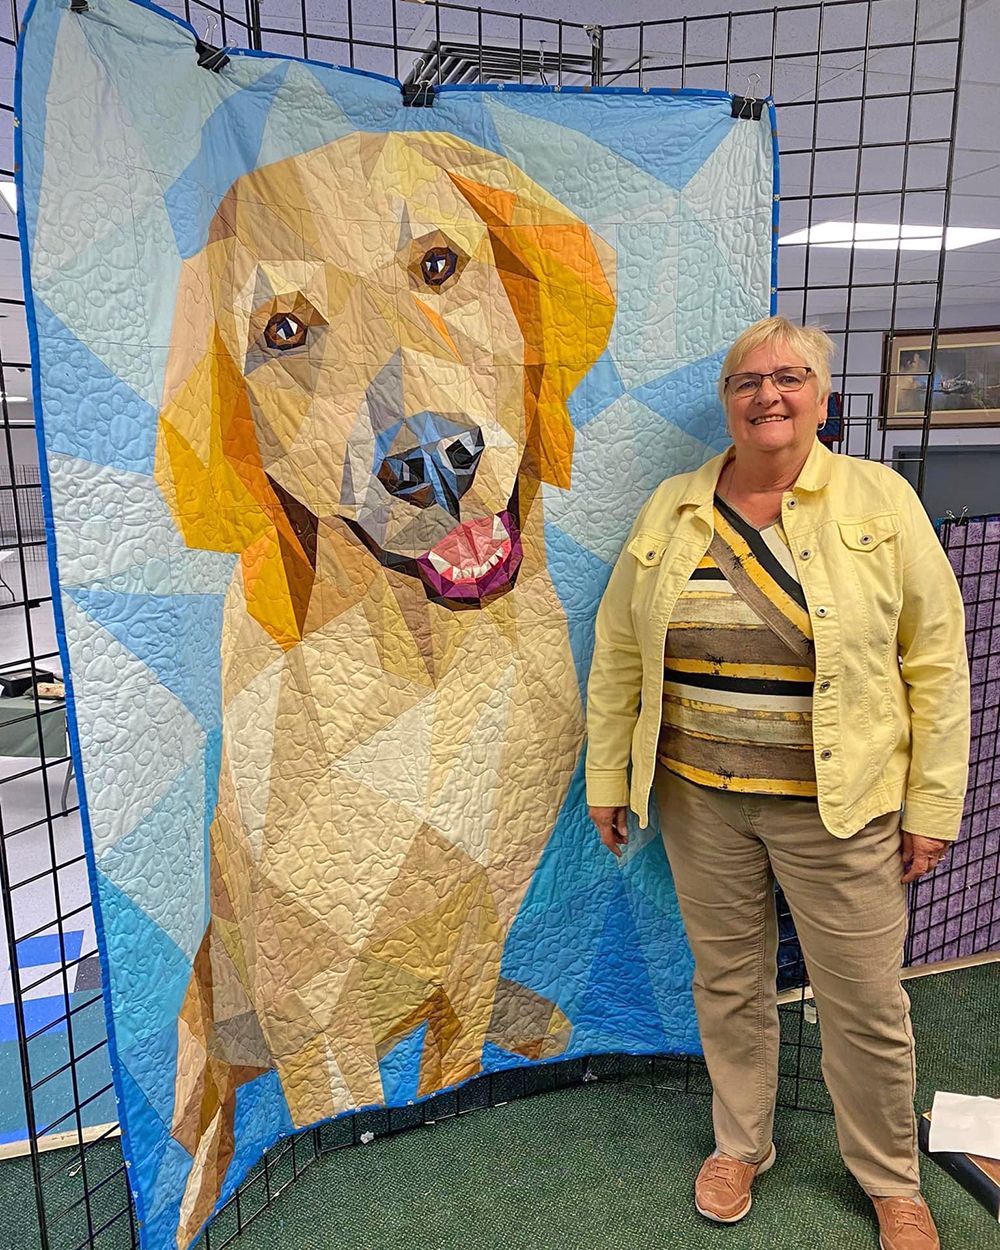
836;512;900;551
831;511;902;743
627;531;671;568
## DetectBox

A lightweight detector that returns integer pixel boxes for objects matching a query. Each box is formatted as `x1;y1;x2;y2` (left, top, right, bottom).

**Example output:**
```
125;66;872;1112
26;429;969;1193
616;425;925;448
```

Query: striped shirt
656;494;817;798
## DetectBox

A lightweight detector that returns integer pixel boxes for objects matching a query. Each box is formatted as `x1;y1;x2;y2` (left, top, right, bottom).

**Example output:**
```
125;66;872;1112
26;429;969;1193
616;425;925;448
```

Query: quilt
16;1;777;1246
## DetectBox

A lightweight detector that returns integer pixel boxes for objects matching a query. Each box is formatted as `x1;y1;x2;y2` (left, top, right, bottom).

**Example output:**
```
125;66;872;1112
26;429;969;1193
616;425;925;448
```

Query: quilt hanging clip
732;72;764;120
70;0;89;13
196;39;231;73
196;17;230;73
402;58;435;107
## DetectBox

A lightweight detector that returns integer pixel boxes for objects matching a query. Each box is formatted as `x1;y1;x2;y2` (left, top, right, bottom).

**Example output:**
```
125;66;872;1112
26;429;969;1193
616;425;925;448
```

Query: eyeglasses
724;366;814;398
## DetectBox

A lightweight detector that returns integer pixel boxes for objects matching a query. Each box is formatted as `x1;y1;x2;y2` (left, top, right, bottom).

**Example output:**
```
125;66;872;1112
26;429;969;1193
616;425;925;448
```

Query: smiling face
156;131;615;638
724;341;828;461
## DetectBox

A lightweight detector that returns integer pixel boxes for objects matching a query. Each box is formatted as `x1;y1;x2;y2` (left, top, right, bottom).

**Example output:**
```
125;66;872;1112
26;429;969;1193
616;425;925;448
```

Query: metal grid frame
905;515;1000;965
0;1;979;1247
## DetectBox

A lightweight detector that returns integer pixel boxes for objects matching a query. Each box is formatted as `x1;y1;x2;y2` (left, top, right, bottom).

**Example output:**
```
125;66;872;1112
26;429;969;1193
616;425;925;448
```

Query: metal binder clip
70;0;88;12
196;39;231;73
731;72;764;120
196;17;230;73
944;506;969;525
538;40;549;87
402;57;435;107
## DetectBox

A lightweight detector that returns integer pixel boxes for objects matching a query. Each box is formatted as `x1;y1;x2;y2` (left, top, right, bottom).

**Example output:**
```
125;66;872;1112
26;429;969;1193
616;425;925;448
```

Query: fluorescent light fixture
0;182;15;215
779;221;1000;251
0;396;29;404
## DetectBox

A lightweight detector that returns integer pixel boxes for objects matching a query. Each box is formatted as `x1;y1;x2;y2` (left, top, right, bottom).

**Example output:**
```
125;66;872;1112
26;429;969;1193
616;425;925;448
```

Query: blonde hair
718;316;836;406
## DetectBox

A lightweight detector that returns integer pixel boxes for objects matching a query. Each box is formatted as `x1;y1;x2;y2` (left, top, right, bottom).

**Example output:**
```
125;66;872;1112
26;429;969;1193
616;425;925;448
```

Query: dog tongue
430;515;504;565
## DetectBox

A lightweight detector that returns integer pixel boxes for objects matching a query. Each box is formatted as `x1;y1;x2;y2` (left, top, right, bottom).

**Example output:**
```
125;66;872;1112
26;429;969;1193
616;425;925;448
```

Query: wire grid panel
0;1;970;1248
905;516;1000;965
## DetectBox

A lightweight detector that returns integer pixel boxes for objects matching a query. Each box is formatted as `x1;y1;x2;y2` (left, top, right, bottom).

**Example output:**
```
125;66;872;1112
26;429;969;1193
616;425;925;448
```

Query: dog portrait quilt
17;1;777;1246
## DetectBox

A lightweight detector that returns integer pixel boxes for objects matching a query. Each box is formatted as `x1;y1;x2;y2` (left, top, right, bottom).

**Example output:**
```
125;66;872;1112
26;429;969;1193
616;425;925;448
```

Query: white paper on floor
929;1090;1000;1158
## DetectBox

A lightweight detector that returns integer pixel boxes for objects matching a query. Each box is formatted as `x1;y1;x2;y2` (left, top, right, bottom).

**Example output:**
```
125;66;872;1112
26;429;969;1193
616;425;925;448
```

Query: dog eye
264;313;308;350
421;247;458;287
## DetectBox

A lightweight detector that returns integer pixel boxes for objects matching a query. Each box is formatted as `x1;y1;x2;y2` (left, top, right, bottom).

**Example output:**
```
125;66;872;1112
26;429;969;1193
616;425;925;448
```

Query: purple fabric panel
906;518;1000;966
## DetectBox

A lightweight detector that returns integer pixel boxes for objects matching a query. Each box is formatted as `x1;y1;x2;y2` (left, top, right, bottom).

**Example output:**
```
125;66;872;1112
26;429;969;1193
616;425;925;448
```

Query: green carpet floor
3;964;997;1250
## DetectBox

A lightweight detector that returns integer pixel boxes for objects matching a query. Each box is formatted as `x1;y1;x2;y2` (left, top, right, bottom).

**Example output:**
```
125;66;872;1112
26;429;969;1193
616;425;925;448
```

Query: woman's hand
900;830;950;883
589;805;630;857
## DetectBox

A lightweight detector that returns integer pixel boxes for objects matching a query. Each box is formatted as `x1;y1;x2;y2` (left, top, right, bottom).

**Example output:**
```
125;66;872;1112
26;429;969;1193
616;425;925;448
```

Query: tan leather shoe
694;1143;776;1223
872;1195;940;1250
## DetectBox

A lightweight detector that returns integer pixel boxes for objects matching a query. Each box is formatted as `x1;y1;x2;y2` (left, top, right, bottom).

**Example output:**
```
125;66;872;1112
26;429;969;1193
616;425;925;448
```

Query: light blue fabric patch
33;299;158;474
96;755;207;960
165;63;290;258
95;873;191;1054
379;1021;429;1107
487;89;735;190
631;352;733;450
65;588;224;732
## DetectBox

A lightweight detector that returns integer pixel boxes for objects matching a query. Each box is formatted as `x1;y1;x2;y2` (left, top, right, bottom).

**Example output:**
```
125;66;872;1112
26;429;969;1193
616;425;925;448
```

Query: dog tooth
492;516;506;540
428;551;451;574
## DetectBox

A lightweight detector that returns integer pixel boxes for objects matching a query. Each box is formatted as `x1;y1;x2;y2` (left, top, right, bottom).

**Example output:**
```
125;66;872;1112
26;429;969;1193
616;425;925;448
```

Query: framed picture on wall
882;328;1000;428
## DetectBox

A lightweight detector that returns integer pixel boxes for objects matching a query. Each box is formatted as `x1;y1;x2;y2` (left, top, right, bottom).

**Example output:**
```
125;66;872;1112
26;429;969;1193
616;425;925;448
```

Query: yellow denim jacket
586;439;970;840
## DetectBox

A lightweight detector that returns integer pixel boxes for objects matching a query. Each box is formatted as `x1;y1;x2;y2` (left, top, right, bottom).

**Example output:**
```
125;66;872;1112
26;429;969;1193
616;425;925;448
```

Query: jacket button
820;749;833;761
815;606;828;618
786;499;797;509
800;548;812;560
646;550;656;560
818;680;831;693
860;534;872;545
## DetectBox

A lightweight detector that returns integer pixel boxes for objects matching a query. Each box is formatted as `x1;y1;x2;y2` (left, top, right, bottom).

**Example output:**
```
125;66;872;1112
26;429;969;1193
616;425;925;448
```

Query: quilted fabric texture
16;2;776;1247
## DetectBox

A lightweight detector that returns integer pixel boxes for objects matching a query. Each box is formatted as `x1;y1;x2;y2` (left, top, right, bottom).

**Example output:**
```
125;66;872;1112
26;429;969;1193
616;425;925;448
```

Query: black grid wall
905;515;1000;965
0;2;983;1249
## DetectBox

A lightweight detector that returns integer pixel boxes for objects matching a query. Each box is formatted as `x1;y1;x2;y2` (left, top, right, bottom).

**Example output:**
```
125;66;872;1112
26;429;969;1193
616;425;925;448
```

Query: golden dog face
156;132;615;646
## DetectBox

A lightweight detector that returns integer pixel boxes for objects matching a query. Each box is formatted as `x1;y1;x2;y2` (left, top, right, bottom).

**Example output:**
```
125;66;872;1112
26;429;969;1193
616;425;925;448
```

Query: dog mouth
416;510;522;604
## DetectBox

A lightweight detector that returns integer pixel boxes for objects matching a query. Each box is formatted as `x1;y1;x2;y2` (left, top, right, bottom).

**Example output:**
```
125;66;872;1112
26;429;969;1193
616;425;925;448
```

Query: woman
587;317;969;1250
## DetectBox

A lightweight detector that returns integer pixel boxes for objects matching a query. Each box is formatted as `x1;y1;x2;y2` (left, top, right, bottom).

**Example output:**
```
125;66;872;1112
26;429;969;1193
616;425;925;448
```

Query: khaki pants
654;767;919;1197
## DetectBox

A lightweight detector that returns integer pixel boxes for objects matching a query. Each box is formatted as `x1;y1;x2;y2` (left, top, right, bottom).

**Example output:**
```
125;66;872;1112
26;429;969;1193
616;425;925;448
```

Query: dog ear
155;237;317;650
448;170;616;491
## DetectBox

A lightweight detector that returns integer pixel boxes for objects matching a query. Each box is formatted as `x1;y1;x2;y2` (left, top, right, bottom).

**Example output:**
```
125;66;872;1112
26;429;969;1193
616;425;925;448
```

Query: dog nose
376;427;484;518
